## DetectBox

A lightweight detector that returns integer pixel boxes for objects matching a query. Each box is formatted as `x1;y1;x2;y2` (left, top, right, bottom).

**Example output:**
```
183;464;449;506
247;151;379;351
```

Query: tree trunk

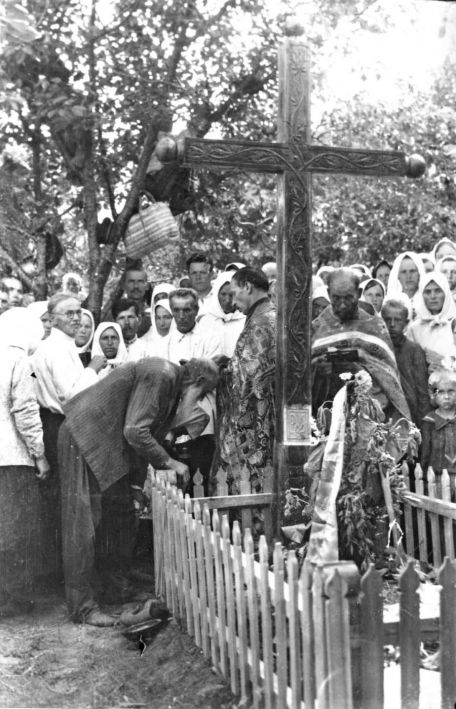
31;128;48;299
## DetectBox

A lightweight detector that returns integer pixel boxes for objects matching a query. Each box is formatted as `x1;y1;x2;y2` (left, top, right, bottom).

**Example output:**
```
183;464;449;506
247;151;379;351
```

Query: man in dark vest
58;357;219;626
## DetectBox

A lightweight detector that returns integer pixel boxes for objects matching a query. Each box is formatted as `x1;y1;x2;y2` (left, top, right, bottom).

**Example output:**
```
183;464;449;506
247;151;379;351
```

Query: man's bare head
327;268;361;322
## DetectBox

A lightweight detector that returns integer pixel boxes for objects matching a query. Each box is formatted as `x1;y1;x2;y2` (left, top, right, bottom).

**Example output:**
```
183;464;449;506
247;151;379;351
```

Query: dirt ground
0;586;236;709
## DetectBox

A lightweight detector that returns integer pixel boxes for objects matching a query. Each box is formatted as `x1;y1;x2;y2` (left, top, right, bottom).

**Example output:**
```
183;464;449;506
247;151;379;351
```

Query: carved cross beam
180;137;424;179
156;25;425;537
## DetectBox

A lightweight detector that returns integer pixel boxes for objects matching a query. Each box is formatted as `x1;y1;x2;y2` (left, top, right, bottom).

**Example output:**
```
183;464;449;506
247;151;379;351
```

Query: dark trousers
39;408;65;580
189;434;215;497
0;466;45;605
58;423;135;621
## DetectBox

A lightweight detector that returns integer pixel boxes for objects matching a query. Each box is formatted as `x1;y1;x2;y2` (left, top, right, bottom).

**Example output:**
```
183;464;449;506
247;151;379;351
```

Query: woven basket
125;201;179;258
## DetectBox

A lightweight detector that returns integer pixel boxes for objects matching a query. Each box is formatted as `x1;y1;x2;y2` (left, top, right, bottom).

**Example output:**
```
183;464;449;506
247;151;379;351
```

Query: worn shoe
84;609;117;627
119;598;168;626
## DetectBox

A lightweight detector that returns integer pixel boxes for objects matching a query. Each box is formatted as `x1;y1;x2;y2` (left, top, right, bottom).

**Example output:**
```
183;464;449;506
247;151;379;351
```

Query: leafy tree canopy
1;0;455;311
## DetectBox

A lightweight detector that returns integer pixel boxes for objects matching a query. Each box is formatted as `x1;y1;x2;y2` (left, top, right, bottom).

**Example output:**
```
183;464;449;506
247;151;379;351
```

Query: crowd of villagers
2;237;456;625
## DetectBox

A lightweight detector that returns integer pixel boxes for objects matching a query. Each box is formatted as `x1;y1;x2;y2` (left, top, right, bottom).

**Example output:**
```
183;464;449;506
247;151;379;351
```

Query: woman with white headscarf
437;255;456;301
141;299;174;358
360;278;385;313
407;271;456;369
387;251;425;314
91;322;128;379
149;282;174;306
432;237;456;263
0;308;49;617
75;308;95;366
27;300;51;339
62;272;84;299
197;271;245;357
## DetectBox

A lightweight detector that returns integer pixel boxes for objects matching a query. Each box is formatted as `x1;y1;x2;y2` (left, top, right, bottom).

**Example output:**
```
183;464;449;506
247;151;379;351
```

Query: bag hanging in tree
124;198;179;258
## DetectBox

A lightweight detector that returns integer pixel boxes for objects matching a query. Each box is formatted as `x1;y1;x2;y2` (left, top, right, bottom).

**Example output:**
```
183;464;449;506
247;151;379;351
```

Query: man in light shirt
168;288;222;495
168;288;222;362
32;293;106;577
186;252;214;317
113;298;148;362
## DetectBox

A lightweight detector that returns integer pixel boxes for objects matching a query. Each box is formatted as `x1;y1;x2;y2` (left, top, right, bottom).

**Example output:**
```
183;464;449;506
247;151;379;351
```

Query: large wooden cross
157;24;425;533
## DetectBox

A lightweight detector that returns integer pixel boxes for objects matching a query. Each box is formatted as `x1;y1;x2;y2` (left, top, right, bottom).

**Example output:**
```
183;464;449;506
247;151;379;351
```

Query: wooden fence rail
151;472;456;709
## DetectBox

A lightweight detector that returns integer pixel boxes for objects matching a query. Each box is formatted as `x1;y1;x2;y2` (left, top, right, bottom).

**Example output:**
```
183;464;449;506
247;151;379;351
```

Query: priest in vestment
216;267;276;495
311;268;410;422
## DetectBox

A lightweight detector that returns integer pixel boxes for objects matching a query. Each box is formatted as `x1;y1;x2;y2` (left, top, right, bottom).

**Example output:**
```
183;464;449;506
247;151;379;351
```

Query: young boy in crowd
381;298;430;430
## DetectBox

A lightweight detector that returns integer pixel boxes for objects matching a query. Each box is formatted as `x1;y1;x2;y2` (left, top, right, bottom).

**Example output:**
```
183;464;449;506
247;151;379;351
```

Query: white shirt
166;323;222;364
31;327;98;414
197;311;245;357
196;289;213;319
167;324;221;436
125;336;149;362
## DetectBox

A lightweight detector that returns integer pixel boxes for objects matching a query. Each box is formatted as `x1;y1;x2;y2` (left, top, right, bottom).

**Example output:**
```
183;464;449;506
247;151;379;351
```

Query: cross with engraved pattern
157;25;425;532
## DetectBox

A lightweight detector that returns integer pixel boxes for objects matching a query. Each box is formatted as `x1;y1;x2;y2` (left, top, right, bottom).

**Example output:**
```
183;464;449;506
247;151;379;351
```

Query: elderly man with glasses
31;293;106;581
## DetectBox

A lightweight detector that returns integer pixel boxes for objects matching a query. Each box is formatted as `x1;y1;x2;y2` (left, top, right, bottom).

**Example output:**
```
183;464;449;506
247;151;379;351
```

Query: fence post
399;560;420;709
244;528;261;709
170;496;184;621
203;504;218;668
232;522;249;703
359;564;384;709
259;535;274;709
402;461;415;558
441;470;454;559
273;542;287;708
287;550;302;709
178;490;193;635
438;558;456;709
185;494;201;647
301;560;316;709
415;464;428;563
194;500;209;657
313;566;329;709
428;467;442;567
324;570;353;709
212;509;228;677
163;487;173;607
222;514;238;695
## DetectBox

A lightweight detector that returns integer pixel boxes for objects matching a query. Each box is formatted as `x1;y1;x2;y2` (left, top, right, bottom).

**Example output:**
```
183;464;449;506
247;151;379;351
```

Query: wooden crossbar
401;490;456;520
191;492;275;510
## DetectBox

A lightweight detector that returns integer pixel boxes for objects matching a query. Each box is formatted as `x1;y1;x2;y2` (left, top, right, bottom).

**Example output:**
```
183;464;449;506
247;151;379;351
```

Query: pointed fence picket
150;472;456;709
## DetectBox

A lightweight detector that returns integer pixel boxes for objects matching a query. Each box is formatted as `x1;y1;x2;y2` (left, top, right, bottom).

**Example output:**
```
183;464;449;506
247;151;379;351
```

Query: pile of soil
0;591;235;708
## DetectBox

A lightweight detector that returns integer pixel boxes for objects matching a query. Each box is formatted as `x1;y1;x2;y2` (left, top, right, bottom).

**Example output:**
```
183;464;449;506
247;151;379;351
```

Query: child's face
433;379;456;412
382;306;407;343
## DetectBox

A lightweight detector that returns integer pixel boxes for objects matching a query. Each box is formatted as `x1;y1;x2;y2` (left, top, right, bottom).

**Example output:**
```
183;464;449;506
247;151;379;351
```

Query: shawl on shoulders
312;306;410;420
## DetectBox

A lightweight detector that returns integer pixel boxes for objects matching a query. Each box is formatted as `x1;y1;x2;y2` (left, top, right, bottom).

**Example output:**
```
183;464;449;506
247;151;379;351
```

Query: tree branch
93;110;172;313
0;243;35;292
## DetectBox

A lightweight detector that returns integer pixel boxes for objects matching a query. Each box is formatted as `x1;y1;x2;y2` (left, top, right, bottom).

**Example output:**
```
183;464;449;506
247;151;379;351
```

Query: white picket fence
150;472;456;709
402;464;456;566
